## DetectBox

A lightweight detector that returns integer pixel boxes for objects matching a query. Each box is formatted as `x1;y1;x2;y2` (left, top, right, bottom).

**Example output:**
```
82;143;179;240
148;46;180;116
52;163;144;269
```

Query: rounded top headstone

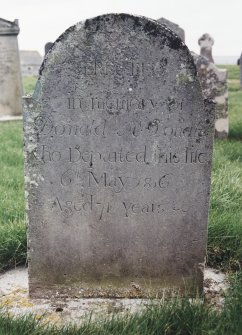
24;13;215;298
36;14;198;104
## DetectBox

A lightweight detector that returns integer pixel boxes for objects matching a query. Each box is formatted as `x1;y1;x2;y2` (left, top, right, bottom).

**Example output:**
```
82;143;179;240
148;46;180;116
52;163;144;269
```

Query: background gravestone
44;42;54;56
0;18;22;116
155;21;228;138
193;34;228;138
198;33;214;63
192;52;228;138
24;14;215;298
157;17;185;42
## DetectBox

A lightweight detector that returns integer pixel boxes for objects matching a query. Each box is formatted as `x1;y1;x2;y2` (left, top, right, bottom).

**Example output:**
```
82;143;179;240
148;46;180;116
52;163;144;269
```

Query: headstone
44;42;53;56
20;50;43;77
192;34;228;138
240;53;242;89
198;33;214;63
0;18;22;116
157;17;185;42
23;14;215;298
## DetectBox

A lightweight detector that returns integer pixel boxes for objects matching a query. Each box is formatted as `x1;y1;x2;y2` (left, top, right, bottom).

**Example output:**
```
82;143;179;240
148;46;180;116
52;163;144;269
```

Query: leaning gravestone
24;14;215;298
0;18;22;116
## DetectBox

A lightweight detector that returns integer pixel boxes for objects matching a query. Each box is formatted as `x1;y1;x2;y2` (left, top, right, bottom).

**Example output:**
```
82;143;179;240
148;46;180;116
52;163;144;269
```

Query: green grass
207;65;242;270
22;76;37;95
228;85;242;139
217;64;240;80
0;122;26;270
0;69;242;333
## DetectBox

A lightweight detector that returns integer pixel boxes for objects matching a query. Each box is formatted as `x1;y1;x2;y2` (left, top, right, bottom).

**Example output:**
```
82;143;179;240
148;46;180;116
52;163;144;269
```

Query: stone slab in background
44;42;54;56
192;34;229;139
157;17;185;42
155;18;228;139
0;18;23;116
192;53;228;138
24;14;215;298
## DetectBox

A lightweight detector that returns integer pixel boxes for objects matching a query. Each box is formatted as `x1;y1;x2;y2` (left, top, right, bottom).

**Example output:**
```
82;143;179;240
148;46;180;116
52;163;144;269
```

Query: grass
207;65;242;271
22;76;37;95
0;68;242;333
217;64;240;80
0;122;26;270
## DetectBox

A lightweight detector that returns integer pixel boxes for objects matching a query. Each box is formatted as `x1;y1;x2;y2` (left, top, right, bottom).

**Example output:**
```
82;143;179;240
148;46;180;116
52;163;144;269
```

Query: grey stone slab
0;18;23;116
0;267;228;326
23;14;215;298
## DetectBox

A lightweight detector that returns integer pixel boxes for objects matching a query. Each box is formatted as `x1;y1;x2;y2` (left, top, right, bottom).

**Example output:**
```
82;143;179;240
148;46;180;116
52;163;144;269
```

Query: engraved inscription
60;169;172;193
35;116;206;139
70;59;168;78
51;195;188;220
38;145;208;165
67;96;182;114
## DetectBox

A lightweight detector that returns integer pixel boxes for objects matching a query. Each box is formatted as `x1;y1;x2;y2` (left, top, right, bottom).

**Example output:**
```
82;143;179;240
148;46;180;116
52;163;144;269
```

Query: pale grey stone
0;267;228;325
198;33;214;63
0;18;23;116
157;17;185;42
23;14;215;298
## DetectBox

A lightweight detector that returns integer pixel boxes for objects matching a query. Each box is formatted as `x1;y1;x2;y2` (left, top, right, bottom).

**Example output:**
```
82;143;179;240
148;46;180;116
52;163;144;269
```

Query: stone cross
23;14;215;298
0;18;22;116
192;53;228;138
198;33;214;63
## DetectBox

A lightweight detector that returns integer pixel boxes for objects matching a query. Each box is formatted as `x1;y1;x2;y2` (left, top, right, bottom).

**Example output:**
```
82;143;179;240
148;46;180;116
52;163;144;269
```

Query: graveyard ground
0;65;241;334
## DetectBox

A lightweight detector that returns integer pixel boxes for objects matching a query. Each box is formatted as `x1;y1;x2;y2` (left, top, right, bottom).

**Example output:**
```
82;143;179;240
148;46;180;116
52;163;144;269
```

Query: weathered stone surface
0;18;23;116
24;14;215;298
198;33;214;63
192;52;228;139
157;17;185;42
